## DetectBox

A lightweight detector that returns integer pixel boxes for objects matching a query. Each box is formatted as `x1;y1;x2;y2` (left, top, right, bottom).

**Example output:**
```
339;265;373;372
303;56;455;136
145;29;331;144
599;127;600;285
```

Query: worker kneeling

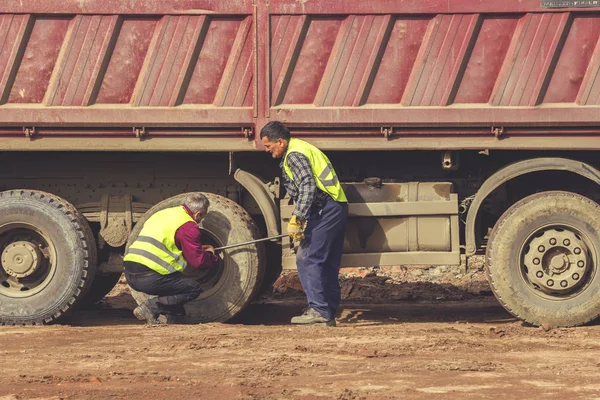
123;193;218;324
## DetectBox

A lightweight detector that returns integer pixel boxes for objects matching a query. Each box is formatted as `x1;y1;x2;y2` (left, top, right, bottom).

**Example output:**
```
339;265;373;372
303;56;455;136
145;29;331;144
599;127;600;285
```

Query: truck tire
0;190;96;325
486;191;600;327
126;193;265;323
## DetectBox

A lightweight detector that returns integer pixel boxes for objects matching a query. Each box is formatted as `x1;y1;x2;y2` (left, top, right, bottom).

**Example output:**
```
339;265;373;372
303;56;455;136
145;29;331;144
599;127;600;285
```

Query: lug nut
578;260;585;268
572;273;580;280
547;279;554;287
538;245;545;252
564;239;571;246
549;238;557;245
560;280;568;288
536;271;544;278
533;258;541;265
574;247;581;255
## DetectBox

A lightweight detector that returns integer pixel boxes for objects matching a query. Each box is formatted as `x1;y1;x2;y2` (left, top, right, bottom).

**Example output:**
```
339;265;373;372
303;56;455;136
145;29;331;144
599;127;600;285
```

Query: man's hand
202;245;220;263
287;215;306;242
202;244;215;254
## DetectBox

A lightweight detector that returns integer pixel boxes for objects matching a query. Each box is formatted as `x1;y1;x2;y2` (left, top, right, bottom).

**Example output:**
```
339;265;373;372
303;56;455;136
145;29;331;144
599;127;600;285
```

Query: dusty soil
2;266;600;400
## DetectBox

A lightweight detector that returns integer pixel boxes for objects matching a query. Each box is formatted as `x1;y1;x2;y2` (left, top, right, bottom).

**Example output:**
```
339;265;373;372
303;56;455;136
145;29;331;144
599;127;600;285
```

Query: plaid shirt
280;152;329;220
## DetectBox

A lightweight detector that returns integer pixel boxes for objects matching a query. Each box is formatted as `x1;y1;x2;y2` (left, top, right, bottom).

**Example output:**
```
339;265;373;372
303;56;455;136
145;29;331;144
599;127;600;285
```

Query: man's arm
286;152;316;221
175;222;218;269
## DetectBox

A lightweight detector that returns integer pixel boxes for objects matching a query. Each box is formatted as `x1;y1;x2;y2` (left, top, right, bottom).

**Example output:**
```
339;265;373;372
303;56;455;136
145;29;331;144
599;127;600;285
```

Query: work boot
291;308;336;327
133;301;159;324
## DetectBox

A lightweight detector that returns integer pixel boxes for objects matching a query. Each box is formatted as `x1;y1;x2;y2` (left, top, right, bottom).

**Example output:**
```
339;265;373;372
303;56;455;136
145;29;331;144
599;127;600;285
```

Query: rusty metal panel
1;0;252;15
95;17;159;104
490;13;571;106
7;16;71;104
0;14;34;104
183;17;247;105
269;10;600;128
454;16;520;104
265;2;600;146
0;3;255;135
269;0;600;14
45;15;121;106
2;1;600;147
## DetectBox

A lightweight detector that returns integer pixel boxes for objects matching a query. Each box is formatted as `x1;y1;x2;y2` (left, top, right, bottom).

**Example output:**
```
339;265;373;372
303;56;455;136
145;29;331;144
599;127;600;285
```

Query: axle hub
2;241;43;278
524;229;590;295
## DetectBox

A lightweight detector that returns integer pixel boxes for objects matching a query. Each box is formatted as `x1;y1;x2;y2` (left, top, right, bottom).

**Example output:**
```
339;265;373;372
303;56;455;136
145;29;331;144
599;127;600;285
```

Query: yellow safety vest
283;138;347;202
124;206;195;275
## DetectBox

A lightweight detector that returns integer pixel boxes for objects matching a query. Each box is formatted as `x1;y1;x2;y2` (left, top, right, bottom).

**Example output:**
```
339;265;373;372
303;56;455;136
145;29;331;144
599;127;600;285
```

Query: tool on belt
213;234;288;252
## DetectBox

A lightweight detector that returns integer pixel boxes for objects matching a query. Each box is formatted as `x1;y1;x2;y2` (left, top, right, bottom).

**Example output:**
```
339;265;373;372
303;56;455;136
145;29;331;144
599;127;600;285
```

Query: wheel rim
0;223;57;298
182;228;226;298
521;225;595;299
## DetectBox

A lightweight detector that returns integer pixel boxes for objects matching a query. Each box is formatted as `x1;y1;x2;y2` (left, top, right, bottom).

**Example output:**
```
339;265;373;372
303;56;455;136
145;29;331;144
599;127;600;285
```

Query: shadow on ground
60;291;513;328
230;297;514;326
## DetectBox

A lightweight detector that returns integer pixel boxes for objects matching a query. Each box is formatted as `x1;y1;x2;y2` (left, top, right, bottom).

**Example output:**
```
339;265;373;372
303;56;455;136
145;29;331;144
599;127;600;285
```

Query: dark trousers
296;197;348;320
124;261;202;316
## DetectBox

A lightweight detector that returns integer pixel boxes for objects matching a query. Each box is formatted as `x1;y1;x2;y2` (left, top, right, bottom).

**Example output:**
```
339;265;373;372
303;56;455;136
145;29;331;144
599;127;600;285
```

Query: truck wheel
79;272;122;305
0;190;96;325
126;193;265;323
486;191;600;327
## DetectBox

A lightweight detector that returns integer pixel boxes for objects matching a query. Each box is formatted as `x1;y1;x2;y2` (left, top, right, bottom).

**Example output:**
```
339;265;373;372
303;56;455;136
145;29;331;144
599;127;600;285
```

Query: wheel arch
233;168;280;237
466;158;600;255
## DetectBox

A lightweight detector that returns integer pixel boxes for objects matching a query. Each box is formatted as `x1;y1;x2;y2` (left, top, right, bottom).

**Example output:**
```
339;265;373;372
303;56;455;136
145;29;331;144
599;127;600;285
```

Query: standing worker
260;121;348;327
123;193;218;324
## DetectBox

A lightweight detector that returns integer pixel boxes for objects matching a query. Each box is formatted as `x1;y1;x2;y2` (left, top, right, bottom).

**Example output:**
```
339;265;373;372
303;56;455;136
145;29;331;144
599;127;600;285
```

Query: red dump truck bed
1;0;600;151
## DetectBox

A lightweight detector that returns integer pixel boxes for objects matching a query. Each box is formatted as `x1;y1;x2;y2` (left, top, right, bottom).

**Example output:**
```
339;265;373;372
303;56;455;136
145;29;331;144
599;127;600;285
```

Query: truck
1;0;600;327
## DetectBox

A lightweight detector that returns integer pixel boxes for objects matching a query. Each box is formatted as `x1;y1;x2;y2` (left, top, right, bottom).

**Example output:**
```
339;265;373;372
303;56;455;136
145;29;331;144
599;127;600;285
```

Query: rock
341;267;375;278
273;272;304;293
378;266;405;274
410;269;424;277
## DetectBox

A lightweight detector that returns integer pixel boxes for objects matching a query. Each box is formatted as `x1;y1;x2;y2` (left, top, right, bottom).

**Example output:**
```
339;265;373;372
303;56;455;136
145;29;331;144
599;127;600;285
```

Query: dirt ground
2;266;600;400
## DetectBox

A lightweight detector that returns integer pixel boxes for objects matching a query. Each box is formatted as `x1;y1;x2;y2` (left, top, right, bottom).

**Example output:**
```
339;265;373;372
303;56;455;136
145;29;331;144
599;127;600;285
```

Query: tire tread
486;191;600;327
0;189;96;325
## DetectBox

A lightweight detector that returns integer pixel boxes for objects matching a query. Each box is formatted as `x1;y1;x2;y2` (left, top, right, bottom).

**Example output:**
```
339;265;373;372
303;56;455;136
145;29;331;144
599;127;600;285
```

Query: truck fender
465;158;600;255
234;168;280;237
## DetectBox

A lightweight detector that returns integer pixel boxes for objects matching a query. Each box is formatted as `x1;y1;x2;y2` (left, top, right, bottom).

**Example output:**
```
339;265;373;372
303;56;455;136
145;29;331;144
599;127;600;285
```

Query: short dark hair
260;121;291;141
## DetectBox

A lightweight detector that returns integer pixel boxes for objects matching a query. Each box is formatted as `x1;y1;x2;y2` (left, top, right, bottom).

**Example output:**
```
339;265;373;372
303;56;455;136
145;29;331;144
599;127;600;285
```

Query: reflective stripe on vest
319;163;339;186
283;138;347;202
124;206;195;275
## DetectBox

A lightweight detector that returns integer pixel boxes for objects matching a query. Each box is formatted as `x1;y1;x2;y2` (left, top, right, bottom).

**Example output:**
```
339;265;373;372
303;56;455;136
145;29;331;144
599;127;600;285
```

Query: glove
202;244;215;255
202;245;220;263
287;215;305;242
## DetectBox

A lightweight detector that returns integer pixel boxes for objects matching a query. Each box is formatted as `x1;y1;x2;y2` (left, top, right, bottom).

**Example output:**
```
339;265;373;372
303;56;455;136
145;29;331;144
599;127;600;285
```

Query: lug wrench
213;234;288;252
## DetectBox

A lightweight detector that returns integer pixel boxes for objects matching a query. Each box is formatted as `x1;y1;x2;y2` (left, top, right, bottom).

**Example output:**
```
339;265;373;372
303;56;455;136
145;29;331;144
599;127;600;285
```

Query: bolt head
538;245;546;252
547;279;554;287
574;247;582;255
572;273;580;280
536;271;544;278
549;238;557;245
560;280;568;288
564;239;571;246
533;258;541;265
578;260;585;268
